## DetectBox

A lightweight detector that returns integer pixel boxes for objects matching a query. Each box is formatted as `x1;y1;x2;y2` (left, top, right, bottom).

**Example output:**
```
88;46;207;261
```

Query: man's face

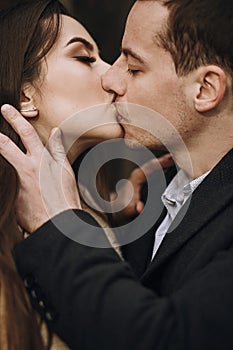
102;1;196;150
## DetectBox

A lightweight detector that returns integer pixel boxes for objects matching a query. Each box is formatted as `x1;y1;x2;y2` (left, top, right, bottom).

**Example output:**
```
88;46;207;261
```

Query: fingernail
1;104;12;113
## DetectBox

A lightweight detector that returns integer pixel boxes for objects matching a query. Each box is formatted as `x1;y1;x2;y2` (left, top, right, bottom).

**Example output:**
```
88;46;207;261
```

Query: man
0;0;233;349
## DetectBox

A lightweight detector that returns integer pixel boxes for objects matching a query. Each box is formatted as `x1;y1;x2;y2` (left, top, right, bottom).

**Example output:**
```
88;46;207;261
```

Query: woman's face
23;15;122;159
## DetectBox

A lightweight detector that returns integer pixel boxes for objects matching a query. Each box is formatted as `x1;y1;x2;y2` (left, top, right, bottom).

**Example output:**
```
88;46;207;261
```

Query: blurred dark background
64;0;136;63
71;0;136;63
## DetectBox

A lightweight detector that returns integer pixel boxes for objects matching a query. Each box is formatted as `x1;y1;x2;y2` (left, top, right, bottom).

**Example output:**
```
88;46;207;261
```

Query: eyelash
127;68;140;76
74;56;96;64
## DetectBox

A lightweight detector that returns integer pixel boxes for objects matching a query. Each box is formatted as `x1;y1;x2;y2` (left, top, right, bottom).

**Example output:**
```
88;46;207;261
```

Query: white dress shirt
151;169;210;260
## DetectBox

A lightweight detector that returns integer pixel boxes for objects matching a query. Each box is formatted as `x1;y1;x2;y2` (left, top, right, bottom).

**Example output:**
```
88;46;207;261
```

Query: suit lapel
141;148;233;283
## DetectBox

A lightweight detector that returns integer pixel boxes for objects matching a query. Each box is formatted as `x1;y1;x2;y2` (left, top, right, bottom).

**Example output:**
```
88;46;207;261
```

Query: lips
116;114;123;122
114;102;131;123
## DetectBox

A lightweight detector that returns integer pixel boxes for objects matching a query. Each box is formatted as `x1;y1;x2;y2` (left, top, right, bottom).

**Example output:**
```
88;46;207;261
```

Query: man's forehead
125;0;169;35
122;2;168;60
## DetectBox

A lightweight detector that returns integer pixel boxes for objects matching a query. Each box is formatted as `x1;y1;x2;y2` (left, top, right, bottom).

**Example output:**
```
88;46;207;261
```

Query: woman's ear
194;65;226;113
20;84;39;118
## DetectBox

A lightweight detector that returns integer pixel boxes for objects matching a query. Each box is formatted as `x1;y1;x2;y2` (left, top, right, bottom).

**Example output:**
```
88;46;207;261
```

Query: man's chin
123;137;145;149
123;133;166;152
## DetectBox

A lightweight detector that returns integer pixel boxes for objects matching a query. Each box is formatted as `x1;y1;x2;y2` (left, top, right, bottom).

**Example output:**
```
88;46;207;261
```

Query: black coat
14;148;233;350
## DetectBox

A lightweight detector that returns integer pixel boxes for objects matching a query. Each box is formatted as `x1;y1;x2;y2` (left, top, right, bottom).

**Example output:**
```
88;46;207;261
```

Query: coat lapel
122;165;177;278
122;206;167;278
141;148;233;283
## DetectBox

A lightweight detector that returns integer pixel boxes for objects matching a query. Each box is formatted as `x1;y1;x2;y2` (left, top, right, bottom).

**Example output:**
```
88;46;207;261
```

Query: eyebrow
122;48;145;64
65;37;94;52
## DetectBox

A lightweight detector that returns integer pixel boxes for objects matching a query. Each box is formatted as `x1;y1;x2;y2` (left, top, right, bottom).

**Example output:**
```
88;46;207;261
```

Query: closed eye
73;56;96;64
127;68;140;76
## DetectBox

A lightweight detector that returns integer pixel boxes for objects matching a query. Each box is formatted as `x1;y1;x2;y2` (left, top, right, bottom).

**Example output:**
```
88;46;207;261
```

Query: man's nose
96;59;111;79
101;64;126;97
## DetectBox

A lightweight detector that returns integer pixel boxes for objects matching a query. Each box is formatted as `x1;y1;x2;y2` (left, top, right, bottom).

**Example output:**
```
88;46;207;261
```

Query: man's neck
173;139;233;179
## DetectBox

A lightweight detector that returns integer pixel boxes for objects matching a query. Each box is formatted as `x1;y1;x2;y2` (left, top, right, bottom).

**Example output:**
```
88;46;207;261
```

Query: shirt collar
162;169;210;220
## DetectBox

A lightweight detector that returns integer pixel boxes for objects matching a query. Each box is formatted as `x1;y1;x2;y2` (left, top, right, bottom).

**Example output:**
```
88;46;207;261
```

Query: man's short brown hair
139;0;233;77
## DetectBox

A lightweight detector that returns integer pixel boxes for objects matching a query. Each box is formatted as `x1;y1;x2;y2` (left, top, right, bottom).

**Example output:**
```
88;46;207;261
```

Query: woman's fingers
0;132;26;169
131;153;174;184
1;104;43;155
0;105;81;233
157;153;174;169
140;154;174;178
123;154;174;217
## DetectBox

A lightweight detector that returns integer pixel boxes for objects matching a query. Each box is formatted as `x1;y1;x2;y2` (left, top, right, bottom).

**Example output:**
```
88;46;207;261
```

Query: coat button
30;289;38;299
23;275;35;289
38;300;45;309
45;311;55;322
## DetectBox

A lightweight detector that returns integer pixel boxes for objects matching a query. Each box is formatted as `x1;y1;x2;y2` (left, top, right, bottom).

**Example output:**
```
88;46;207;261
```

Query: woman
0;1;174;348
0;0;123;349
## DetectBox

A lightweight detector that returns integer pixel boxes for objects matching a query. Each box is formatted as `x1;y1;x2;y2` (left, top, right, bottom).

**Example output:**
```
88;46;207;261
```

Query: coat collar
141;148;233;282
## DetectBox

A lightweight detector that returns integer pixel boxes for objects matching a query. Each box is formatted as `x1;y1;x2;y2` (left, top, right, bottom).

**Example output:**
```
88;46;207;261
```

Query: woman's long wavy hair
0;1;69;349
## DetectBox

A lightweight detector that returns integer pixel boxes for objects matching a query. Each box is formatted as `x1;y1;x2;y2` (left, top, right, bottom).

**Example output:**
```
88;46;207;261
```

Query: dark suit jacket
14;148;233;350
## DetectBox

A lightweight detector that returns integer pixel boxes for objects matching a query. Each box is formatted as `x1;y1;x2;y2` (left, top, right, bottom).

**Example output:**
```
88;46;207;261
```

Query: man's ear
20;84;39;118
194;65;226;113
